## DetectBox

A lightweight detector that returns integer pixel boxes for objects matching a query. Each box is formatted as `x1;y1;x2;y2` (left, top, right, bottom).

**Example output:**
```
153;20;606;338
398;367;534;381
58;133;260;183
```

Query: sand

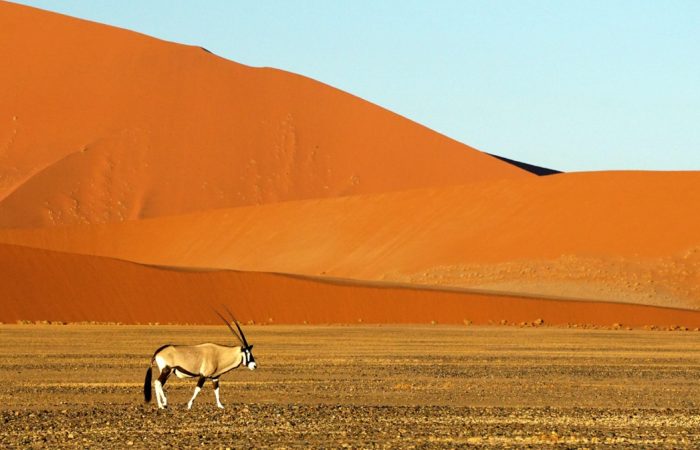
2;4;700;447
1;325;699;447
0;1;528;229
2;171;699;312
3;243;700;328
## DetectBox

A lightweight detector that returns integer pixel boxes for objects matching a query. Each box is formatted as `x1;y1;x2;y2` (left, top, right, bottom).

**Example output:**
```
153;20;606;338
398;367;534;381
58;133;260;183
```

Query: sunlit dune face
0;1;529;229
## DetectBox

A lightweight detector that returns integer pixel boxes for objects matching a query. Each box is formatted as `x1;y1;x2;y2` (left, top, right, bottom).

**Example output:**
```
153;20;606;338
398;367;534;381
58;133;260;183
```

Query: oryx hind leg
187;376;206;410
155;367;172;409
213;379;224;409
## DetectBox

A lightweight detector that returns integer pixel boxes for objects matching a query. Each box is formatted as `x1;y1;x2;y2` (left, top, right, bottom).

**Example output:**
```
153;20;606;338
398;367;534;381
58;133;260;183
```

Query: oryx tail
144;367;152;402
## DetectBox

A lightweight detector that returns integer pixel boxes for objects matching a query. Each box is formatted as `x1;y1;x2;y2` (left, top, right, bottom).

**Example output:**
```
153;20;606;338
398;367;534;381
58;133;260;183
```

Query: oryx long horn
213;308;245;346
223;305;249;348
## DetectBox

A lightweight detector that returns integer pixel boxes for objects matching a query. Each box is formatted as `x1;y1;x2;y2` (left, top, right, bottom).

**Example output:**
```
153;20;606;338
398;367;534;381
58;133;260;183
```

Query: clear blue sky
13;0;700;172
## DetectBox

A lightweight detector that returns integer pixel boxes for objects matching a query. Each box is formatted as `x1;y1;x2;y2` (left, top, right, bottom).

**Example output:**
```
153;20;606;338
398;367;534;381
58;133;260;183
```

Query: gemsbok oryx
143;309;257;409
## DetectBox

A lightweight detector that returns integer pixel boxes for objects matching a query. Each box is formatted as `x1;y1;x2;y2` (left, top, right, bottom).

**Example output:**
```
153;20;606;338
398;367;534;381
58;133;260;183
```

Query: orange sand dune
0;1;529;229
2;171;699;310
2;243;700;328
2;2;698;326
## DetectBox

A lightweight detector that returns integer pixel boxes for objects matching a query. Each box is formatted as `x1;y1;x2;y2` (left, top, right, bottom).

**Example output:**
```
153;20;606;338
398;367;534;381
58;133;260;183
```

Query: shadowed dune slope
487;154;561;176
2;243;700;328
2;171;700;310
0;1;529;229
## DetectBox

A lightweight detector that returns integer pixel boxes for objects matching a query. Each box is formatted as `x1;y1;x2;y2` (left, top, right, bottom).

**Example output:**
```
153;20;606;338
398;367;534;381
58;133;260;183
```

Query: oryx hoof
217;404;225;409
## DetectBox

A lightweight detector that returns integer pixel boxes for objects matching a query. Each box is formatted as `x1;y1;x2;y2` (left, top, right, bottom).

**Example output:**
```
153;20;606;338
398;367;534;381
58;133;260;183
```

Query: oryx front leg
187;377;206;410
213;379;224;409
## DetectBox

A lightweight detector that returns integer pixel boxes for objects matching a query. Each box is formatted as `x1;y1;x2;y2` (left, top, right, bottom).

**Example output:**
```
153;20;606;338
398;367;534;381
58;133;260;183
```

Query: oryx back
156;343;239;379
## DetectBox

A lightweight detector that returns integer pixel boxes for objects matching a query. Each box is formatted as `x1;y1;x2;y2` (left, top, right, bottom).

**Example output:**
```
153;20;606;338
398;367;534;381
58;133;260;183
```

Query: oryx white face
243;345;257;370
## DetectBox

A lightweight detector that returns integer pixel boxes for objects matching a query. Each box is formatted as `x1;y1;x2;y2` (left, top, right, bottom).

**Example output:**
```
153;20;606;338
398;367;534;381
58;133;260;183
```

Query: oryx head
216;307;257;370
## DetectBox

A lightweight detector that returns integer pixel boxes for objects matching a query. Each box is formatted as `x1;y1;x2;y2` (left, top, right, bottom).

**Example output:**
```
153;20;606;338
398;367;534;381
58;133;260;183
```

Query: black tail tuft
144;367;152;403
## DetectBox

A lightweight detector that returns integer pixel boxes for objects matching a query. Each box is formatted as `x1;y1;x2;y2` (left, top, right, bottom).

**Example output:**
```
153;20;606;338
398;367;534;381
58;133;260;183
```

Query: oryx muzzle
143;309;257;409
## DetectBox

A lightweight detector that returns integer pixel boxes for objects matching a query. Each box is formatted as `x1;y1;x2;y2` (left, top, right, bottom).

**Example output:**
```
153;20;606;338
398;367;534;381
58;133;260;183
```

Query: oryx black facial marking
143;308;257;409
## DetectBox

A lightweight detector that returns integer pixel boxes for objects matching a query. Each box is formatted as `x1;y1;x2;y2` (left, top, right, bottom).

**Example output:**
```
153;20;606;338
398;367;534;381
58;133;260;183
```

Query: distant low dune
2;243;700;328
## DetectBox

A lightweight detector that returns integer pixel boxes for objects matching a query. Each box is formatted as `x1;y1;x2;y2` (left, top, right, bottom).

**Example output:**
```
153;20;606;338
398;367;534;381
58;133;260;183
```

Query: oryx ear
249;345;253;350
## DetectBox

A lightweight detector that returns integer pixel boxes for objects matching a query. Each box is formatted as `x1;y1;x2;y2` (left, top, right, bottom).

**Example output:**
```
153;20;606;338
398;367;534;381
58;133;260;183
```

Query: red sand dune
0;1;529;229
2;171;699;311
2;2;699;326
3;243;700;328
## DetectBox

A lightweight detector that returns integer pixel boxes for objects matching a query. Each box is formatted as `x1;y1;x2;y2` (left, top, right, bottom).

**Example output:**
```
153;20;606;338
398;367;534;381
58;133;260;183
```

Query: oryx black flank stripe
172;366;199;378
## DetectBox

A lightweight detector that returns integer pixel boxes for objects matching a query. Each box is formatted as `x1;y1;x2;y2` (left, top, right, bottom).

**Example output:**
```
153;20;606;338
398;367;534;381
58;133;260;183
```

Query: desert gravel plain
1;324;700;448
